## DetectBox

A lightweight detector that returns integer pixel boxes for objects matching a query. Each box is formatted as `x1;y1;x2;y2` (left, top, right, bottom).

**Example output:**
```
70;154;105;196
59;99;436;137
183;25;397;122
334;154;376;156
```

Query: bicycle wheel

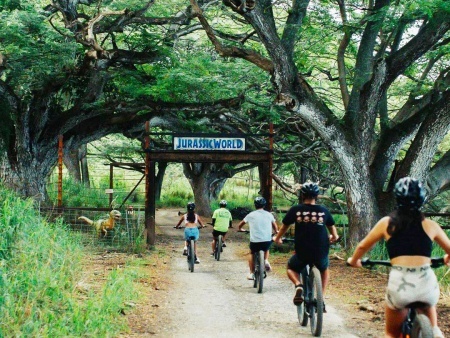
309;266;323;337
411;313;433;338
215;235;222;261
253;252;258;288
297;268;308;327
188;239;195;272
257;250;264;293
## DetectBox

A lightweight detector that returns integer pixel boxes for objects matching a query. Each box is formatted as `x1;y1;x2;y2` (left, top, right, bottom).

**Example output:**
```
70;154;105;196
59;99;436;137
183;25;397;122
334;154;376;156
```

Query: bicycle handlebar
359;257;445;269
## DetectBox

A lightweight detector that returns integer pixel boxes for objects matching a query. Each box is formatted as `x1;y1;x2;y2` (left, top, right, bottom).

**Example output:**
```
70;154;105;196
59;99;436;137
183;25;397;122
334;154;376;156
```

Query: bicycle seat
406;301;430;309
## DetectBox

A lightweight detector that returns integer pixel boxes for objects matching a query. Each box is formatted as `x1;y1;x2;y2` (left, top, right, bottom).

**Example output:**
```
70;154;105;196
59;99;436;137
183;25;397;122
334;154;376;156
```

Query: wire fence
45;160;147;249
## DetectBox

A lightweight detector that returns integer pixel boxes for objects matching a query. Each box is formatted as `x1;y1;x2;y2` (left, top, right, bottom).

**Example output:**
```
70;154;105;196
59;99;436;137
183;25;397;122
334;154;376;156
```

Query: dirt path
116;209;449;338
124;209;365;337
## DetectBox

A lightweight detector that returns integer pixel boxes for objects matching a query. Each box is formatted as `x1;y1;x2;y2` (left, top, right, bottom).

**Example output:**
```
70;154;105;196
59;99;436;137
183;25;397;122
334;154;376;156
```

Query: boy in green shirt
211;200;233;255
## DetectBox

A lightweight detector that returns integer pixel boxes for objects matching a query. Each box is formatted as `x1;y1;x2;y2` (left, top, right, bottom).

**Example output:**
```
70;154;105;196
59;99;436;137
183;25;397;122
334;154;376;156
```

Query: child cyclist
175;202;205;264
273;182;339;309
347;177;450;338
211;200;233;256
237;196;279;280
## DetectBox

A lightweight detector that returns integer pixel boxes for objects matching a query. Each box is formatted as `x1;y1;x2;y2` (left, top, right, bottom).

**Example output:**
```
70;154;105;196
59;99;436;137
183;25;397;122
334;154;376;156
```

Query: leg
248;251;255;273
385;305;408;338
421;305;437;327
211;237;216;253
320;269;329;295
287;268;302;286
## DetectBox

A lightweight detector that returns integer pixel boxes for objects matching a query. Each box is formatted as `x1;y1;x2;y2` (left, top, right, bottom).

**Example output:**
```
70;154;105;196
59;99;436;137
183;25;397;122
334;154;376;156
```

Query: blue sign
174;137;246;151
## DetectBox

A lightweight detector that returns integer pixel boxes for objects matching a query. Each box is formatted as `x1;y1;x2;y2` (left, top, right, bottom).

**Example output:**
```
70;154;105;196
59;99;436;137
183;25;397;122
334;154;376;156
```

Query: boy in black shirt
273;182;339;307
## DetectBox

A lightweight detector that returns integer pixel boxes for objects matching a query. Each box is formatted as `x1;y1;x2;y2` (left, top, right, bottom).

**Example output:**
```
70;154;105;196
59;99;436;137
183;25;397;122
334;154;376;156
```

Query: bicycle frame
186;236;196;272
298;263;323;337
251;250;265;293
214;234;223;261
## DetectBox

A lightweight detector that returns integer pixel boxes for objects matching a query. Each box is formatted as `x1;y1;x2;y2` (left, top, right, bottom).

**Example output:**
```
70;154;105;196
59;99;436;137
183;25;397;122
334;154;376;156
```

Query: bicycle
282;238;323;336
174;225;204;273
359;257;445;338
214;234;223;261
186;235;196;272
237;230;267;293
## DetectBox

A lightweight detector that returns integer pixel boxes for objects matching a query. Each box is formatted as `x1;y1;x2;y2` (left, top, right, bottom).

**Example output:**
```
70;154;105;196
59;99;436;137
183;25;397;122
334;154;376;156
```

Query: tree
0;0;244;203
188;0;450;243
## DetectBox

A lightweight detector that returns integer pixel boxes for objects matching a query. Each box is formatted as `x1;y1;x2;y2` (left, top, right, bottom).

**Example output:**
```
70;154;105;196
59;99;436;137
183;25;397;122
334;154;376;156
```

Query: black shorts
287;254;329;273
212;230;227;238
249;241;272;253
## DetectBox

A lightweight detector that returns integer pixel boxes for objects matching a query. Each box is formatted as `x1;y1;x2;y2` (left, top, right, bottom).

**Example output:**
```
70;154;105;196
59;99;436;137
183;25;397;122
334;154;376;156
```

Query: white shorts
385;264;440;310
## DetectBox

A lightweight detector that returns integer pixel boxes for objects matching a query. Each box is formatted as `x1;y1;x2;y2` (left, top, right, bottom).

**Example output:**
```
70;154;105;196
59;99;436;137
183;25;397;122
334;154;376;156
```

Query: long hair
387;207;425;236
186;210;196;223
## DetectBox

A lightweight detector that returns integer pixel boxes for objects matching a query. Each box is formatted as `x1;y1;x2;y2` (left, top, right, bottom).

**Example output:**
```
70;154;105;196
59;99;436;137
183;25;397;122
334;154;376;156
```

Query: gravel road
154;209;359;338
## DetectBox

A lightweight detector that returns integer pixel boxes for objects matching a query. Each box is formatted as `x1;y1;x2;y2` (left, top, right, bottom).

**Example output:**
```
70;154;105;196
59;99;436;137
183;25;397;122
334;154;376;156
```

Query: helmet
300;182;320;197
254;196;267;209
187;202;196;211
394;177;425;209
219;200;227;207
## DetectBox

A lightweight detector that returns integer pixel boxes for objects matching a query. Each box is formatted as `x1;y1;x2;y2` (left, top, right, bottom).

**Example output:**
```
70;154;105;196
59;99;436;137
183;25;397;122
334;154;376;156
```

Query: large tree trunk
79;144;90;187
63;148;81;182
155;162;167;201
182;163;230;217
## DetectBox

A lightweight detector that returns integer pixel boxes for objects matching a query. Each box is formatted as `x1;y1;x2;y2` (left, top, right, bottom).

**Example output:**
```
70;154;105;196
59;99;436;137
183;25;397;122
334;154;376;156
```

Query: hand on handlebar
272;235;283;245
329;234;340;244
346;257;362;268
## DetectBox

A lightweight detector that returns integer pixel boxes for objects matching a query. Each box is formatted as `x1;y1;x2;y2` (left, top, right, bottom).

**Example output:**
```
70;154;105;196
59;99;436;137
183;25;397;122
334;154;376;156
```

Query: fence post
58;135;63;207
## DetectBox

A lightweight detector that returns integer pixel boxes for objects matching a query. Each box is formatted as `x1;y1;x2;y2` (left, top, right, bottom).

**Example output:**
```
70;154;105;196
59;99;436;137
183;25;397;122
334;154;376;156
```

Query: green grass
0;186;140;337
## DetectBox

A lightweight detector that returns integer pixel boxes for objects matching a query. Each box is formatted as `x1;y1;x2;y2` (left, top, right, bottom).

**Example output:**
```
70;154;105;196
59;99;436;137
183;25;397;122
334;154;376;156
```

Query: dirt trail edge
129;209;362;338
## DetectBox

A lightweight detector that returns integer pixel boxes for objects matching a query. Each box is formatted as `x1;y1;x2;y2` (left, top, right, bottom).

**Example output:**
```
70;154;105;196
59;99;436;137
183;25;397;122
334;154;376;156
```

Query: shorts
287;253;329;273
212;230;227;238
385;264;440;310
249;241;272;253
184;227;199;241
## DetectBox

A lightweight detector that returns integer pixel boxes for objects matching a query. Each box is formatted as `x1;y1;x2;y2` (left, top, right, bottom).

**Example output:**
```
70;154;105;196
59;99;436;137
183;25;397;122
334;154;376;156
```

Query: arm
347;217;388;267
271;221;279;235
237;220;246;231
175;215;184;228
273;223;290;244
430;220;450;266
197;215;205;228
327;225;339;242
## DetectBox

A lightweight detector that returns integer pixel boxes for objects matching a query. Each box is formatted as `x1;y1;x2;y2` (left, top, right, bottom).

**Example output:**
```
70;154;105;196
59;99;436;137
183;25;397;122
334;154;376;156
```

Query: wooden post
144;122;156;246
109;164;113;207
58;135;63;208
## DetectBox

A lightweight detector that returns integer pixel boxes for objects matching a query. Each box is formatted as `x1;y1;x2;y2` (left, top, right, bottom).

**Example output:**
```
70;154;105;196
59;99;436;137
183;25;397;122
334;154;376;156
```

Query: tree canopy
0;0;449;242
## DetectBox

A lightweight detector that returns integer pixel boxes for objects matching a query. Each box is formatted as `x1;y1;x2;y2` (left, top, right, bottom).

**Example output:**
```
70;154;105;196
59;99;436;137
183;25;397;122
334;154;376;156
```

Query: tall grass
0;187;139;336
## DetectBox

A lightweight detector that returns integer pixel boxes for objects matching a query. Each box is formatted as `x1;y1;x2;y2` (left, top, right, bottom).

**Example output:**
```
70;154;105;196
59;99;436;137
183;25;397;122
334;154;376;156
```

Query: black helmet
254;196;267;209
394;177;425;210
300;182;320;197
219;200;227;207
187;202;196;211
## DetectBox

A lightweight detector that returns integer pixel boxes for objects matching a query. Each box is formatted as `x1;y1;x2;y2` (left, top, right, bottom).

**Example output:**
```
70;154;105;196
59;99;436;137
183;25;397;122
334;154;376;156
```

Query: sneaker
222;243;227;248
195;257;200;264
265;260;272;272
247;273;255;280
293;285;304;305
433;326;444;338
182;247;187;256
210;252;215;256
